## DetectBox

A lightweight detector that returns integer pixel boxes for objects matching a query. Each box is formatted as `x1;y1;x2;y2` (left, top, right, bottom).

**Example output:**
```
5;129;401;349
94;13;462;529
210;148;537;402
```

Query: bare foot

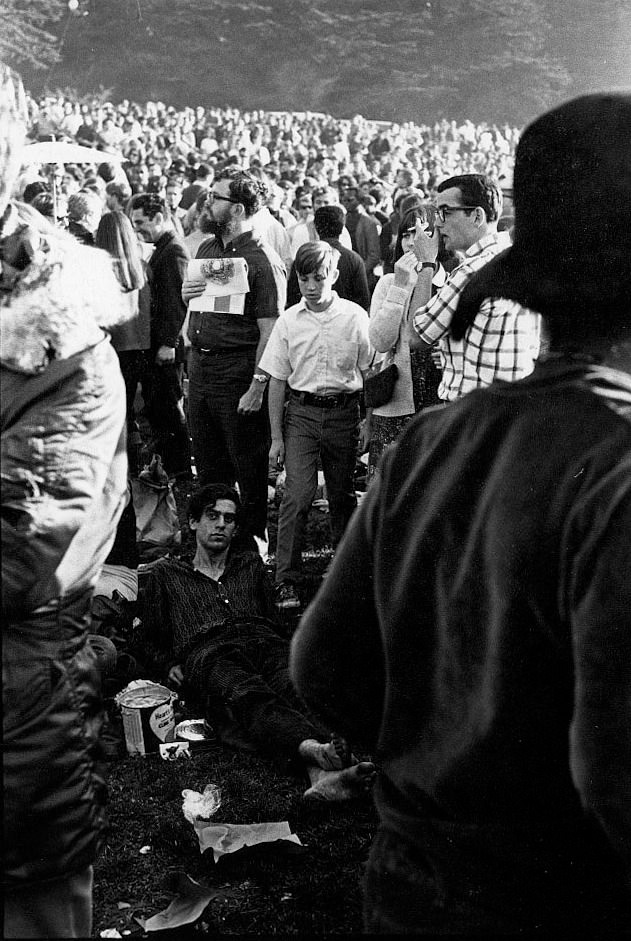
303;761;376;802
298;738;345;771
331;732;354;768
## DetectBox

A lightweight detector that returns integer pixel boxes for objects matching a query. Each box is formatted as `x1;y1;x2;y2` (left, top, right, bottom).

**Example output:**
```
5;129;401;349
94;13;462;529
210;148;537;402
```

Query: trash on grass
182;783;222;823
115;680;178;757
175;718;214;741
139;845;151;854
191;819;303;862
116;902;131;910
100;930;122;938
160;741;191;760
135;872;218;932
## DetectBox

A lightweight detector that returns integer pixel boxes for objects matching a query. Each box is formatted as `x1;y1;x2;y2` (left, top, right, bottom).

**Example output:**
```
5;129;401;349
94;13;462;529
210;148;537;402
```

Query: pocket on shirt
334;341;358;374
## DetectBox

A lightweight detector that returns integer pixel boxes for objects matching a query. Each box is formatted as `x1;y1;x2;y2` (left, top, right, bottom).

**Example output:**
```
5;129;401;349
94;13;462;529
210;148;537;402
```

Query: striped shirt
413;232;542;401
140;552;278;672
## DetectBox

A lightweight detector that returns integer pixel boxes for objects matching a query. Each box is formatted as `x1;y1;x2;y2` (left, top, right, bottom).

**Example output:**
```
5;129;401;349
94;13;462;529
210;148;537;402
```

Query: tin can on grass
118;682;176;756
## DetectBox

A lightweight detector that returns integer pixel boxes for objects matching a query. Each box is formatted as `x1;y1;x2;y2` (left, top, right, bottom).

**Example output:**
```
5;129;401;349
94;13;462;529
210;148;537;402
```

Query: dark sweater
292;358;631;917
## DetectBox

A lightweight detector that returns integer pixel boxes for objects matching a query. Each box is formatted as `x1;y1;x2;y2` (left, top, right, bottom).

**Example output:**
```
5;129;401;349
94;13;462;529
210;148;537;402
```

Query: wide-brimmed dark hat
452;94;631;339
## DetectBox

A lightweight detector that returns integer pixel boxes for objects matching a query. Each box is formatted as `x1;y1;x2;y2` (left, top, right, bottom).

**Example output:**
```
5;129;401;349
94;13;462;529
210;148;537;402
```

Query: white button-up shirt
259;291;373;394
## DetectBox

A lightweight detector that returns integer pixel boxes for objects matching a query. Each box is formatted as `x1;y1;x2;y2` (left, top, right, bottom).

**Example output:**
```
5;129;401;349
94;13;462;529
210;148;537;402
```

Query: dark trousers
4;866;93;939
116;349;147;476
363;826;631;934
188;348;270;539
275;396;359;583
185;619;328;769
142;357;191;478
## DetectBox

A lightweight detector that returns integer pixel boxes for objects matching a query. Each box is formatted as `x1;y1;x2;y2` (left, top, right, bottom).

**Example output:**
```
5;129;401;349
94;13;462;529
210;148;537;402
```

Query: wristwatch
253;373;269;384
415;261;436;273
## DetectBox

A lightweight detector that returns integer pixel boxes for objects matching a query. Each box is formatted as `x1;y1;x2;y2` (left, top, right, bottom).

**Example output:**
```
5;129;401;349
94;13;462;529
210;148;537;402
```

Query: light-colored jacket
368;274;416;417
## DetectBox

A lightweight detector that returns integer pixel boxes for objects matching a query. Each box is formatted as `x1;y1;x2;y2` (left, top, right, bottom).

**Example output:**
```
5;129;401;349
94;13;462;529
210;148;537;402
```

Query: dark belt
193;346;248;356
289;389;359;409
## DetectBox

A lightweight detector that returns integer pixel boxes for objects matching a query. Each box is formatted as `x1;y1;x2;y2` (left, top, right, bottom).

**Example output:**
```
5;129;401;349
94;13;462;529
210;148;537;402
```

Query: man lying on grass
140;483;375;800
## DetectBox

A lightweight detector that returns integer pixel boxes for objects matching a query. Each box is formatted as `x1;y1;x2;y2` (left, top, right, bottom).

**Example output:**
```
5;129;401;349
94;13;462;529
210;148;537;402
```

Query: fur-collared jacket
1;202;128;885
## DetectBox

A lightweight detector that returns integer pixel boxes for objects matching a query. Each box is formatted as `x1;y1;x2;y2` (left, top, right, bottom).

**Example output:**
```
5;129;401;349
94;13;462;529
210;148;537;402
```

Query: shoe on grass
275;581;301;609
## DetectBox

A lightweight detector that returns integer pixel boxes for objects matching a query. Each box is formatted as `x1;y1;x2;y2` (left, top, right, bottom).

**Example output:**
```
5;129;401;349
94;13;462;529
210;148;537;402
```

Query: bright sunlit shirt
259;291;373;394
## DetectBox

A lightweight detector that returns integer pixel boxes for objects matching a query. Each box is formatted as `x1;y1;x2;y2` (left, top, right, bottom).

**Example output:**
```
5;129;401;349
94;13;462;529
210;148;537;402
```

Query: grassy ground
92;485;377;937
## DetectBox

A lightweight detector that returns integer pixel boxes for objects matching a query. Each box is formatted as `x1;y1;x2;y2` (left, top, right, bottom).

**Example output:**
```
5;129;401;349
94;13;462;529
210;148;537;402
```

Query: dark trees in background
9;0;631;126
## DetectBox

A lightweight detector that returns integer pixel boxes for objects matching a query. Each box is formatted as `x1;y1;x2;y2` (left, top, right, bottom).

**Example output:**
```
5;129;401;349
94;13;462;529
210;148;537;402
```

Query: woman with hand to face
366;206;444;479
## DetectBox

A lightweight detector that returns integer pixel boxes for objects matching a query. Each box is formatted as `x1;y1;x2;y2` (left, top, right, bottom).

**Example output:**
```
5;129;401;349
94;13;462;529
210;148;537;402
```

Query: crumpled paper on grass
191;819;303;862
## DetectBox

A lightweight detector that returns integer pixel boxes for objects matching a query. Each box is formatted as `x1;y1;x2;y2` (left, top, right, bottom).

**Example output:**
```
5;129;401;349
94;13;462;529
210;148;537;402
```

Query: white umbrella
21;141;125;166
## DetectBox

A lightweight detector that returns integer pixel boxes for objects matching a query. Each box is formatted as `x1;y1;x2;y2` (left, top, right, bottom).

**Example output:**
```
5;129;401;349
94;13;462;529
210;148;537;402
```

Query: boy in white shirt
259;242;374;609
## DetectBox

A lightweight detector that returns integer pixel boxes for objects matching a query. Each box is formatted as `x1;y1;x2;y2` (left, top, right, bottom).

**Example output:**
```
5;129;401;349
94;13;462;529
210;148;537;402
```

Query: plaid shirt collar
464;230;510;259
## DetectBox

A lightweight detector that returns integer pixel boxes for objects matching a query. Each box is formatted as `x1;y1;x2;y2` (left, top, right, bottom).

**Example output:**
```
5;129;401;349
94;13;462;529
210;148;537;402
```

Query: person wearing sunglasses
407;173;542;402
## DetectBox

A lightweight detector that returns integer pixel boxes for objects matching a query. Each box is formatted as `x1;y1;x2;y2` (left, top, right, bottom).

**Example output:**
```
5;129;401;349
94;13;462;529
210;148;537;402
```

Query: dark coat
2;206;128;885
146;230;189;351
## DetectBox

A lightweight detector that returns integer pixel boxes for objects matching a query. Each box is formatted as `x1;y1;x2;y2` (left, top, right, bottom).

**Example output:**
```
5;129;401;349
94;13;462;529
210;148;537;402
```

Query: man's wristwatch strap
415;261;436;272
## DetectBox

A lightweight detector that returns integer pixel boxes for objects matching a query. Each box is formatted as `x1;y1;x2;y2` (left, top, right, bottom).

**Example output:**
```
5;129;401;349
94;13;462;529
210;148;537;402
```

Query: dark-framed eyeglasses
435;205;479;223
207;191;240;204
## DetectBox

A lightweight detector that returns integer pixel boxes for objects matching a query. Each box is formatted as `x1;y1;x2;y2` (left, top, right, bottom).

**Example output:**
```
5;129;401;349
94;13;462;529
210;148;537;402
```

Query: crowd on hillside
22;91;517;206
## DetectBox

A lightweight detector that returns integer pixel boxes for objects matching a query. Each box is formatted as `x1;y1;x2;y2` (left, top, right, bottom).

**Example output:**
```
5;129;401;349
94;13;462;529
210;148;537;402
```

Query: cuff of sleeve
386;285;411;304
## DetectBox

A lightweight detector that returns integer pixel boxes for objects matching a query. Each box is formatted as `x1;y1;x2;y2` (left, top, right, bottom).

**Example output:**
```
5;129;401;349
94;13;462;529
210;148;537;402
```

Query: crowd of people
3;67;630;938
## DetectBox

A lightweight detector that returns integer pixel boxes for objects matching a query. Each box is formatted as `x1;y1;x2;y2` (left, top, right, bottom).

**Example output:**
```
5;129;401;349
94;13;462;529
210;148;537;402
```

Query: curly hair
214;167;266;217
131;192;168;220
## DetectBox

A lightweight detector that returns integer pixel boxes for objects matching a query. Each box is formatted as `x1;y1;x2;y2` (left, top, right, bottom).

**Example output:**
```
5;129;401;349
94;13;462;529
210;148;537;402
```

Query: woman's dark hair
31;192;56;221
22;180;49;204
187;484;242;524
394;206;429;262
95;210;145;292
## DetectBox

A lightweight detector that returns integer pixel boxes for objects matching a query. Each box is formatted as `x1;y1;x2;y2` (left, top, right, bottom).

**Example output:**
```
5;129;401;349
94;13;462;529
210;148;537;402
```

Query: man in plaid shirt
410;174;541;401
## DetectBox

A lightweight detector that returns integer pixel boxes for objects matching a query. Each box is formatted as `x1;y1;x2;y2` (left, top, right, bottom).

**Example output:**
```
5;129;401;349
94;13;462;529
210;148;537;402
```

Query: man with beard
182;168;286;555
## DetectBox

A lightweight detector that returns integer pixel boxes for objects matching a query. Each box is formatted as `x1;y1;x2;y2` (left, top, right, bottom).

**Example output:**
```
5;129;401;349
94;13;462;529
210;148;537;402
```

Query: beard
207;216;230;240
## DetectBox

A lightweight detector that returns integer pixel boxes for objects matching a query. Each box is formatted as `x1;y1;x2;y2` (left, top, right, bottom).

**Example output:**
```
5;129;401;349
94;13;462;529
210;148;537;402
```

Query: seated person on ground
140;483;374;801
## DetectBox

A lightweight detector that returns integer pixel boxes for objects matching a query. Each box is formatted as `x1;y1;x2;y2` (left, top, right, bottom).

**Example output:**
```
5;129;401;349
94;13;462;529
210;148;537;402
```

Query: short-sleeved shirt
259;291;374;395
413;232;542;401
187;231;286;354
